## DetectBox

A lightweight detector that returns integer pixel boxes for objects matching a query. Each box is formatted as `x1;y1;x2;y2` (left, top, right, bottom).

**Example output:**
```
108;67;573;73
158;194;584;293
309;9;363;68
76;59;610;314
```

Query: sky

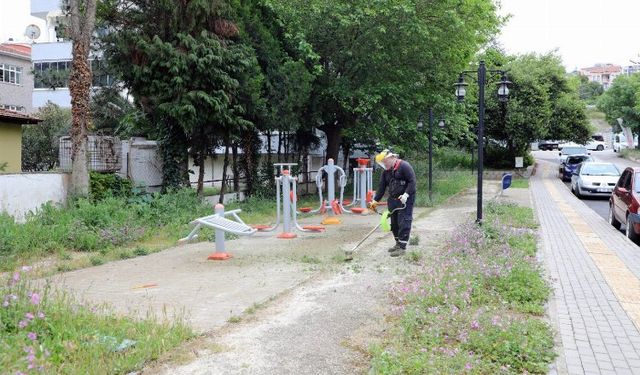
498;0;640;70
1;0;639;71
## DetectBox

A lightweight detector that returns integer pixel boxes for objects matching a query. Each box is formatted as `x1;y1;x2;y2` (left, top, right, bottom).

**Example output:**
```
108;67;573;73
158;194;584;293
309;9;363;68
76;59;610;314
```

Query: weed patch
371;202;554;374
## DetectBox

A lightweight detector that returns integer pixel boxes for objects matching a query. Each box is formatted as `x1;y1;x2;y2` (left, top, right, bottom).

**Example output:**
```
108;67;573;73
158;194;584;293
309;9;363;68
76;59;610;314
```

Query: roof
0;109;41;124
0;43;31;59
580;64;622;74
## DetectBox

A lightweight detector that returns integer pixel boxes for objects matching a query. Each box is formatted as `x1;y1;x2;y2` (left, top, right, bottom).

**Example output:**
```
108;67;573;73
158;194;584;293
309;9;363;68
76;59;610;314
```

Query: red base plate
207;252;233;261
302;225;325;232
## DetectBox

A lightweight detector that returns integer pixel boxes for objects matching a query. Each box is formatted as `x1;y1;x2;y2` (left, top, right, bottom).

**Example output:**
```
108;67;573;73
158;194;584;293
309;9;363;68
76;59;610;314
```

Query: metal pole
214;204;225;252
428;107;433;203
477;61;486;224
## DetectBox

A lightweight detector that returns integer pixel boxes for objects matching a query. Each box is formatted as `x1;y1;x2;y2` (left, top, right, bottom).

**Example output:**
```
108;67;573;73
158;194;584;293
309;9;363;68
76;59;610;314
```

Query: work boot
390;248;406;257
388;243;400;252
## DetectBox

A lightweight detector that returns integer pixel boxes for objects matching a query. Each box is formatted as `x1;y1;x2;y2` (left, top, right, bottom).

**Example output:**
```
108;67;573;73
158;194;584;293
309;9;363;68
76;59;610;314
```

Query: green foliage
0;162;7;172
371;202;554;374
598;74;640;132
0;268;192;373
482;51;590;167
0;189;212;270
21;103;71;172
89;172;133;201
266;0;503;160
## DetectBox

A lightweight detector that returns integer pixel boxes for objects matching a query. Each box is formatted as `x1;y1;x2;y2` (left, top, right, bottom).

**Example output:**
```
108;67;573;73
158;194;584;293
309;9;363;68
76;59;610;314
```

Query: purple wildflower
30;292;41;305
27;332;37;341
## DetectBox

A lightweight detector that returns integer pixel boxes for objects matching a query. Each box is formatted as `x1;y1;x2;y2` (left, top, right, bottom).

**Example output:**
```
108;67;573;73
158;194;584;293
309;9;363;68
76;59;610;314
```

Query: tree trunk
232;142;239;192
196;152;205;196
266;131;272;165
277;130;282;162
218;135;230;204
342;142;350;177
68;0;98;197
322;124;342;163
241;132;256;196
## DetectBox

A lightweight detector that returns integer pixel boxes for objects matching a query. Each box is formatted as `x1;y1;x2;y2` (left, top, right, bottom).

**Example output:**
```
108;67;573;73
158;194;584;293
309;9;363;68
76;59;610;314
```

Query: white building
31;0;112;110
578;64;623;90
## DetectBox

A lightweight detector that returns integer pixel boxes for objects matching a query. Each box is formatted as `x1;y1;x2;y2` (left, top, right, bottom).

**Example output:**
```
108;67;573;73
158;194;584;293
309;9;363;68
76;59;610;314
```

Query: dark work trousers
388;197;414;249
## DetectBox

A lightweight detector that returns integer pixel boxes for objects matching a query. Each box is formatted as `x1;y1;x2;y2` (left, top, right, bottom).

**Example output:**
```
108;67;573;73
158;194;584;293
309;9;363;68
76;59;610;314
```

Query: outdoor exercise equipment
254;169;325;239
344;158;374;214
305;158;348;225
179;204;257;260
343;203;407;261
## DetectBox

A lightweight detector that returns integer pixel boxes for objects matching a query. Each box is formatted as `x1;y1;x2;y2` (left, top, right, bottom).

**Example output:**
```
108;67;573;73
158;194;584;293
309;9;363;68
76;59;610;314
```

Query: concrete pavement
532;160;640;375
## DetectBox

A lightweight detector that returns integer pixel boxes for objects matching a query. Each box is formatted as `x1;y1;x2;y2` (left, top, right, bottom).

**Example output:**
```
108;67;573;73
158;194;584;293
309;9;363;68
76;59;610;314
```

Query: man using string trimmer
369;149;416;257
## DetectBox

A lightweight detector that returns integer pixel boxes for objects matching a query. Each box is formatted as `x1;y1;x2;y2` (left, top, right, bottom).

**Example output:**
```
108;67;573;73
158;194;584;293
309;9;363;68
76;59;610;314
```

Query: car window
624;172;633;190
563;147;588;155
581;164;620;176
567;156;590;164
618;171;630;188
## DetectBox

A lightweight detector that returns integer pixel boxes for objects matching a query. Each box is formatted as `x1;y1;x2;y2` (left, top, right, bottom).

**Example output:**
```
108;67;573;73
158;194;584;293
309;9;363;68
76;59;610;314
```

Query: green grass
510;178;529;189
200;187;221;197
0;269;193;374
370;202;554;374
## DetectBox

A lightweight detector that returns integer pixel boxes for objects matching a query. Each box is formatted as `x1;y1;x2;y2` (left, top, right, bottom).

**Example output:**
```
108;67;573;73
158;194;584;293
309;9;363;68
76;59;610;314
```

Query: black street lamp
418;108;446;203
454;60;511;223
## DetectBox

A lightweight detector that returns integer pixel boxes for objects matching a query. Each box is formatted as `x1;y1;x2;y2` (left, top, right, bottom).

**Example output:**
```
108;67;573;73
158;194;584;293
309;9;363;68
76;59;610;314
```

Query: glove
399;193;409;205
368;200;378;210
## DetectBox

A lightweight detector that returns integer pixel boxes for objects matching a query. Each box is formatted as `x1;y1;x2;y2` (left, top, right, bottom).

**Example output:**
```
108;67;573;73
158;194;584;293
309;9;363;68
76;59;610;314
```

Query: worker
368;149;416;257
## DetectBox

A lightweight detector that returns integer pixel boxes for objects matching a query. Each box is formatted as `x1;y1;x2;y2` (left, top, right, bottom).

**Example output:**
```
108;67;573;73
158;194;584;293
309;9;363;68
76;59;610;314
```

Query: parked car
585;138;607;151
613;133;639;152
559;154;593;182
538;140;560;151
570;162;621;198
609;167;640;242
559;146;590;163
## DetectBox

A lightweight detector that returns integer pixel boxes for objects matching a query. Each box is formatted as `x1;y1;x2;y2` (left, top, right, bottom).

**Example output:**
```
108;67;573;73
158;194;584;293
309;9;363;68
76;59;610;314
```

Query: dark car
559;154;593;181
609;167;640;242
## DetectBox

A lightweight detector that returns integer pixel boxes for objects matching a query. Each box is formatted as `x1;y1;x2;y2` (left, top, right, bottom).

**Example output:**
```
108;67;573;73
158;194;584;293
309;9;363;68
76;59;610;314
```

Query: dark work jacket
373;160;417;202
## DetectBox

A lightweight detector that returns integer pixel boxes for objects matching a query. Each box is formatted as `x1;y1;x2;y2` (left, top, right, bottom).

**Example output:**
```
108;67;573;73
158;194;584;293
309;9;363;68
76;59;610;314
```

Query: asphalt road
533;149;640;223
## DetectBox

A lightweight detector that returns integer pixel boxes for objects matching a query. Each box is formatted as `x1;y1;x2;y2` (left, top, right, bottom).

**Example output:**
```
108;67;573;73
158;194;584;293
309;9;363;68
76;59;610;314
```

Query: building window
0;64;22;85
33;61;71;89
34;60;114;89
0;104;26;112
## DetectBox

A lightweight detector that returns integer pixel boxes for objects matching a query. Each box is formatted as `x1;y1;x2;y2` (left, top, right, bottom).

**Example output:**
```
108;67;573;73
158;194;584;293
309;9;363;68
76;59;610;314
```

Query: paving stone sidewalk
531;161;640;375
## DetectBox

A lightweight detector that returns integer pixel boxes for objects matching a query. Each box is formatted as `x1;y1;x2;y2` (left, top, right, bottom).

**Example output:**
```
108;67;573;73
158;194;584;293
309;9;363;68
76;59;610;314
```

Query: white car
570;162;621;198
613;133;638;152
559;146;590;163
560;140;606;152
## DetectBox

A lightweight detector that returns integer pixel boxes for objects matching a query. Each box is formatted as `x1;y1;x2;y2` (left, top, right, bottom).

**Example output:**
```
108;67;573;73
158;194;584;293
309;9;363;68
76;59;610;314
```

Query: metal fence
59;136;122;172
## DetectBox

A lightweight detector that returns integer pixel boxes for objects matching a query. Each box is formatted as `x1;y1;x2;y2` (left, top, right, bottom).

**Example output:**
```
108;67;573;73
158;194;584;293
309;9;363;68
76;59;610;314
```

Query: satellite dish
25;24;41;40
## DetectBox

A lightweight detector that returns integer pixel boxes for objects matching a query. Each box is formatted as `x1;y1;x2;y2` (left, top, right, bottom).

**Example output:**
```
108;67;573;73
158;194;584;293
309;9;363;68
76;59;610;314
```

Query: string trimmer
344;203;406;261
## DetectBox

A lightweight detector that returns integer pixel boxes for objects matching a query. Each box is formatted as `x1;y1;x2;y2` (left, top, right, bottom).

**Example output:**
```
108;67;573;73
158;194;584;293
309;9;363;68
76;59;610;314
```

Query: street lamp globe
438;118;445;128
454;75;468;102
497;75;512;102
417;114;424;130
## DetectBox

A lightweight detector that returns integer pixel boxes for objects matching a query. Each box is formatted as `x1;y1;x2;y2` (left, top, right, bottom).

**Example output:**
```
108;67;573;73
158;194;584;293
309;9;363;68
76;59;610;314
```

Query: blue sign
502;173;513;190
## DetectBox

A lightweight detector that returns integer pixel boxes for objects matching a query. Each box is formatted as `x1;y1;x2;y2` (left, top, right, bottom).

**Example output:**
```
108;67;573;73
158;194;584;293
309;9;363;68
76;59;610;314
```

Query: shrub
90;172;133;201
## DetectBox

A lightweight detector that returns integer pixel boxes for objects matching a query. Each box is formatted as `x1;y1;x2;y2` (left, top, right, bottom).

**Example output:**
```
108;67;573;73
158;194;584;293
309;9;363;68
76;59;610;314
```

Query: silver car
571;162;621;198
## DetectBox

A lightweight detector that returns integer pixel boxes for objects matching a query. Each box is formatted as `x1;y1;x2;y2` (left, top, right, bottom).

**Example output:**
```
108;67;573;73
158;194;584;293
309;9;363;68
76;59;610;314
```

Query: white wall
0;173;69;222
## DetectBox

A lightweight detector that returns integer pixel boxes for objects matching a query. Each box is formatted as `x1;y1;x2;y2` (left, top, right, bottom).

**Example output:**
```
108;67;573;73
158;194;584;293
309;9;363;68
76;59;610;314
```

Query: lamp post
454;60;511;223
418;108;446;203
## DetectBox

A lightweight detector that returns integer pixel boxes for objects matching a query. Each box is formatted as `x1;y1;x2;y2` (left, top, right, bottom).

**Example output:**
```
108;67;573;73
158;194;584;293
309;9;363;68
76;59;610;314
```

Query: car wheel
626;215;639;242
597;145;604;151
609;205;622;229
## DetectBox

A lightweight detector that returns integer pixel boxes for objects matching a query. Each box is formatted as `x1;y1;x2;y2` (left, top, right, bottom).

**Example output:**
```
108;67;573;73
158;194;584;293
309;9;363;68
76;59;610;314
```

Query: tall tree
598;74;640;132
270;0;502;161
67;0;98;195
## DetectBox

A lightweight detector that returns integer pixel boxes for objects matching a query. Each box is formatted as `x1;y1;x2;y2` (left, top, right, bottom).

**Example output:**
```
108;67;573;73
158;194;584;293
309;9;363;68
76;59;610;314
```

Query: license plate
597;188;611;193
